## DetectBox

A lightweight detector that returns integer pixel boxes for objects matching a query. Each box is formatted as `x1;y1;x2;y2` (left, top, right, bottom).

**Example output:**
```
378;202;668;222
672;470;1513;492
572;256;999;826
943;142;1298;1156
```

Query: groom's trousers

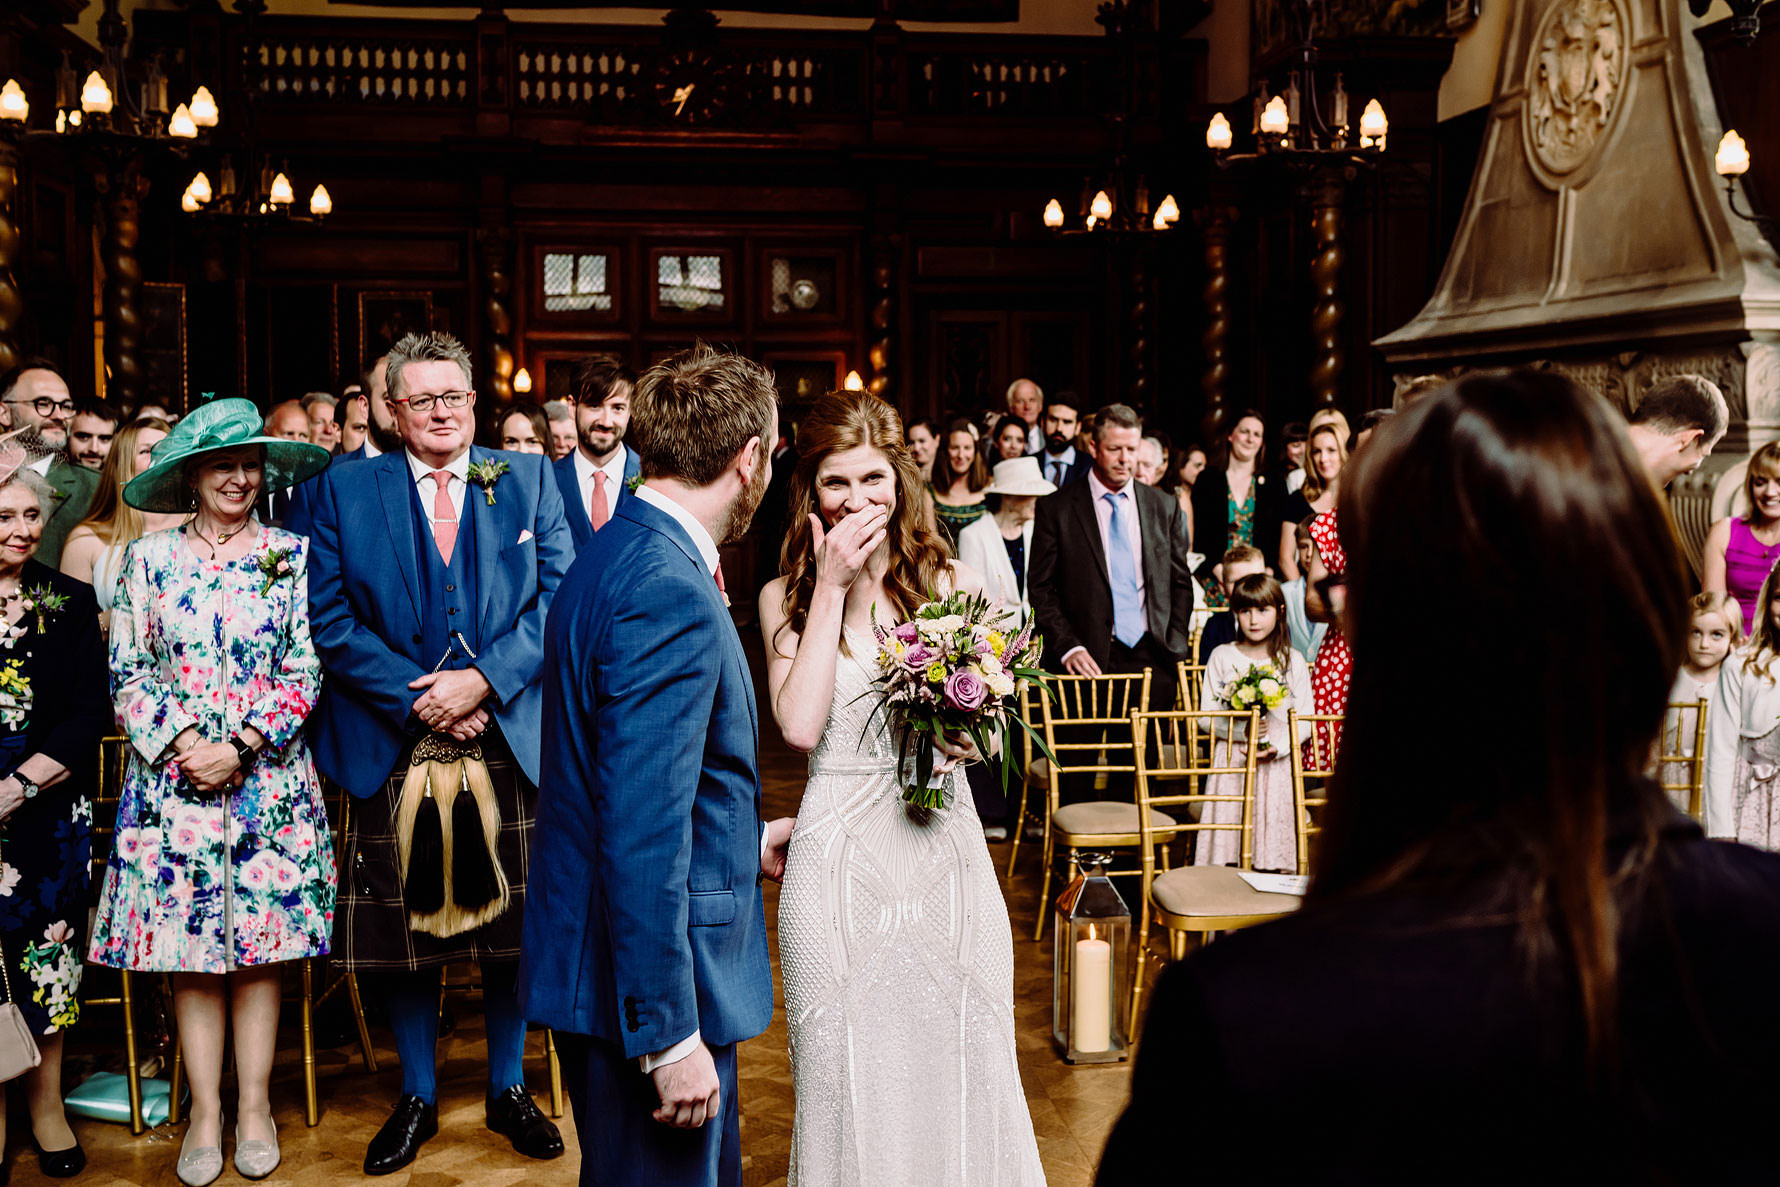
555;1032;741;1187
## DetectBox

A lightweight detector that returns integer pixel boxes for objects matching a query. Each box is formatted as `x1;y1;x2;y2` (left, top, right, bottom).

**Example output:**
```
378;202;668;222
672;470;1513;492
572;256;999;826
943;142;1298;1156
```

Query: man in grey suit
1028;402;1196;712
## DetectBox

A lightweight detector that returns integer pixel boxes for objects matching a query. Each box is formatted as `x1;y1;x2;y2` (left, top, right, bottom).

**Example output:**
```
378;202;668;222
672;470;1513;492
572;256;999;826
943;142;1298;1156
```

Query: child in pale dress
1663;593;1738;814
1707;566;1780;848
1195;573;1312;872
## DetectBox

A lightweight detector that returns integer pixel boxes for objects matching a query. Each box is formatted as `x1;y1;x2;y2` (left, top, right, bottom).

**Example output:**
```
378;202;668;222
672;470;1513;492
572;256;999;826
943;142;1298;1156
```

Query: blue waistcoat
410;479;483;671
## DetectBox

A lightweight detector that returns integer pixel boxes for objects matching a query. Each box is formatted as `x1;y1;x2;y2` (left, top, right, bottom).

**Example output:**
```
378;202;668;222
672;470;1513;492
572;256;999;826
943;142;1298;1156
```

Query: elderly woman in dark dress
0;446;109;1180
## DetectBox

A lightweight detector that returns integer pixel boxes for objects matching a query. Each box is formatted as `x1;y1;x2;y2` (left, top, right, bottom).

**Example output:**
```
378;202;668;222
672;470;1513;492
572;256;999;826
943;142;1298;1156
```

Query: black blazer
1028;478;1195;671
1190;462;1285;577
12;561;108;784
1099;810;1780;1185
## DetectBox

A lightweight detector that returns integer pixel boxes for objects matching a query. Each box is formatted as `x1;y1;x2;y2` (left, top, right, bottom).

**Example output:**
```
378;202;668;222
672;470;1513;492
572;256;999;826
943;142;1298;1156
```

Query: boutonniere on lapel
256;547;296;596
626;474;645;494
466;459;510;507
19;585;68;635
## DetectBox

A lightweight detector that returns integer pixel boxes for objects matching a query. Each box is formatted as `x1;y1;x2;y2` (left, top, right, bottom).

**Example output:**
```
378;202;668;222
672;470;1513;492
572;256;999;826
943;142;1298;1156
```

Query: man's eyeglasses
4;397;74;418
393;390;474;414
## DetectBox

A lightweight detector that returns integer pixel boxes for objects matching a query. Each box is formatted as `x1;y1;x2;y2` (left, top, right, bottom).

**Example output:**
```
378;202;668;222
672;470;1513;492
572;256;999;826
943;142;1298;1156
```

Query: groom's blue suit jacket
521;496;774;1056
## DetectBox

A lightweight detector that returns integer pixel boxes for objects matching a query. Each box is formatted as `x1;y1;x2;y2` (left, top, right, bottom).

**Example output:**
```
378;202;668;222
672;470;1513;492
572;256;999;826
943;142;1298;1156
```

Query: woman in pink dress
1703;440;1780;637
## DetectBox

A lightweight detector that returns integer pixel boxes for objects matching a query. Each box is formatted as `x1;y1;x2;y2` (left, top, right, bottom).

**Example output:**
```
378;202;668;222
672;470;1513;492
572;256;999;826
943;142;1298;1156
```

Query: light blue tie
1104;491;1145;647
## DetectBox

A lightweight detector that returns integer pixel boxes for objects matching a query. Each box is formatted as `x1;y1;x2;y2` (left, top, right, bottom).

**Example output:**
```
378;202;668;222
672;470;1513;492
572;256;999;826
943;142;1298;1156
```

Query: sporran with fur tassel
393;733;510;938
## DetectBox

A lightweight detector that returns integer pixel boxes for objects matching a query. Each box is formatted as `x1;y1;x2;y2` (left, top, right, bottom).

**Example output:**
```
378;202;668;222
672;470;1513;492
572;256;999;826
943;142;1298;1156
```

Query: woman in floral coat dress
89;400;333;1186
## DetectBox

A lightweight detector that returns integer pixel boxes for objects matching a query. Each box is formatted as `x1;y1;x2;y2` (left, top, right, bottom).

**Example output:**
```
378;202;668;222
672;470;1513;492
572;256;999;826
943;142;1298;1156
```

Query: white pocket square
517;529;534;544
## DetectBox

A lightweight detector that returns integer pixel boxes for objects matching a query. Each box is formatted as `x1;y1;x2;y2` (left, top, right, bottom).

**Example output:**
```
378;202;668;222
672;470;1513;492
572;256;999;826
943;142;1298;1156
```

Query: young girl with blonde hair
1707;566;1780;847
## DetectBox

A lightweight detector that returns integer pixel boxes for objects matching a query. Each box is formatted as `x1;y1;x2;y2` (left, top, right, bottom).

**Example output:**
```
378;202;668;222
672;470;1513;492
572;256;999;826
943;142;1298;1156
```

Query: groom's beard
719;456;772;546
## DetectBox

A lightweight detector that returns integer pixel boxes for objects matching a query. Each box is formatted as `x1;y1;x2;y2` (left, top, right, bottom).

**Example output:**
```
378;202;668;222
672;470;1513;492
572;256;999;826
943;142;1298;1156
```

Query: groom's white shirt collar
634;483;720;577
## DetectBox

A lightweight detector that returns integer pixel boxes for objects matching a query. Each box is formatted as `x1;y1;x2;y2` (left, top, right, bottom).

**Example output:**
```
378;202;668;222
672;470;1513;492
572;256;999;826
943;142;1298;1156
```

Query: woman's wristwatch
229;735;259;773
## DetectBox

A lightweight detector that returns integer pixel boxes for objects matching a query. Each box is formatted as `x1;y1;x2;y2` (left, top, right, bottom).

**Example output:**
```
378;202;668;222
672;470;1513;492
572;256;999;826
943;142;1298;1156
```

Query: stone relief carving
1527;0;1626;175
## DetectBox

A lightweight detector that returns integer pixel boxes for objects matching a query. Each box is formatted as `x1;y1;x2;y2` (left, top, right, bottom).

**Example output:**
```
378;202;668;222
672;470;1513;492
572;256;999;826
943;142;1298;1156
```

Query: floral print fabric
90;527;336;973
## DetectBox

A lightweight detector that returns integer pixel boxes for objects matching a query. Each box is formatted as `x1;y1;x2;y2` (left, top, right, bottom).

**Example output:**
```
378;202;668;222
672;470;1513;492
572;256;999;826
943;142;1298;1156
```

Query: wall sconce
1716;129;1775;233
513;367;533;395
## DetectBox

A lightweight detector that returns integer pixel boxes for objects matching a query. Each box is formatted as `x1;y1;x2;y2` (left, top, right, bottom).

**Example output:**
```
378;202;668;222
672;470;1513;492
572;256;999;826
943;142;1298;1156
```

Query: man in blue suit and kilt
306;331;574;1175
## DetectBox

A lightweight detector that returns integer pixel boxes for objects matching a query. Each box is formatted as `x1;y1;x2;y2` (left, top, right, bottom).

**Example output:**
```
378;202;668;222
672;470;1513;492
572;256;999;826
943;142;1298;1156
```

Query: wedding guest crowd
30;325;1774;1187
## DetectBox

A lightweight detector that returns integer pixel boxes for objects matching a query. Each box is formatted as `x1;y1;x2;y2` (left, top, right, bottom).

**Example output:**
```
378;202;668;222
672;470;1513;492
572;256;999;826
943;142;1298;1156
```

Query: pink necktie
430;470;457;564
590;471;609;533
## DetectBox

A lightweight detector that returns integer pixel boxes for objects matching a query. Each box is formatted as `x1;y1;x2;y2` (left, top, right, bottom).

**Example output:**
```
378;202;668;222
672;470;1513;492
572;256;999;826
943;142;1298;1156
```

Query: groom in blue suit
306;331;574;1175
523;343;794;1187
551;354;642;552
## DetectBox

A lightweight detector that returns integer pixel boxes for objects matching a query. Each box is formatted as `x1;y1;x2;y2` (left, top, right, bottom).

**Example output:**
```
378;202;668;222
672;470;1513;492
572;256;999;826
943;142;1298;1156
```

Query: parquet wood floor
20;633;1128;1186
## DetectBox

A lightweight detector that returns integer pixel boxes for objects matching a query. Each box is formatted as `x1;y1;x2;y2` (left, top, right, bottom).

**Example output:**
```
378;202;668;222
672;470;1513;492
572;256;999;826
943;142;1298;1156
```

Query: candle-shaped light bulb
1153;210;1168;231
0;80;26;123
269;172;295;206
1284;77;1302;128
56;110;68;133
1043;198;1065;228
1332;73;1349;130
843;370;864;392
1155;194;1181;225
189;86;218;128
80;71;112;115
188;172;213;205
1259;94;1289;137
1089;190;1113;221
181;187;200;213
309;184;332;216
513;367;533;394
168;102;197;139
1718;130;1751;177
1206;111;1233;151
1360;99;1388;148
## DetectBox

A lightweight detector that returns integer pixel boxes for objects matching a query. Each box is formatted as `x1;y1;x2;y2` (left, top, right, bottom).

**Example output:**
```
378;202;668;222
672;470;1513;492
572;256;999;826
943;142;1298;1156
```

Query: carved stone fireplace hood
1377;0;1780;565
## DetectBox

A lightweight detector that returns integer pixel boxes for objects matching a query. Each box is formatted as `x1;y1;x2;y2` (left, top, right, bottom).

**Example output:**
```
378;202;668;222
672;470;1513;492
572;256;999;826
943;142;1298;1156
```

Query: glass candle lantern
1052;852;1131;1064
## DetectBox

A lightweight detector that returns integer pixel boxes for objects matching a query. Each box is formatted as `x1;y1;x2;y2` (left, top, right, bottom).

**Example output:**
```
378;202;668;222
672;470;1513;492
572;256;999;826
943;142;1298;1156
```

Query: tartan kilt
335;745;536;972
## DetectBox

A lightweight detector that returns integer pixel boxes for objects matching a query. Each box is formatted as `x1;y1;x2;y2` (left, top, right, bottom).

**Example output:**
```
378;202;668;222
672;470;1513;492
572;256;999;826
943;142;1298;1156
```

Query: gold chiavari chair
1005;683;1045;878
84;735;166;1134
1129;708;1301;1020
1176;658;1207;713
1287;711;1344;875
1657;699;1710;821
1029;671;1160;941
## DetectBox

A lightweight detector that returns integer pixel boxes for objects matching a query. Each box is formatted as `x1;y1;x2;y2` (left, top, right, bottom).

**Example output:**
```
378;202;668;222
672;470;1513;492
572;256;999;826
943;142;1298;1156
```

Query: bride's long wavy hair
776;391;953;653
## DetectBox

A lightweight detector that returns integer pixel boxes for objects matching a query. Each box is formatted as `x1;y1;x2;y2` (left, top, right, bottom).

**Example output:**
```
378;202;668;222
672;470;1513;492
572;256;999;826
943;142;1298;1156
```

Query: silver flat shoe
235;1118;281;1181
175;1129;224;1187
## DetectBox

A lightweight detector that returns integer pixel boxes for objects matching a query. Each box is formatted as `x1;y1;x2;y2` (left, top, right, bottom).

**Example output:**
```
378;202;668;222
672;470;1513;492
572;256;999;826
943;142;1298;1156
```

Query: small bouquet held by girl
1222;664;1292;757
869;589;1051;820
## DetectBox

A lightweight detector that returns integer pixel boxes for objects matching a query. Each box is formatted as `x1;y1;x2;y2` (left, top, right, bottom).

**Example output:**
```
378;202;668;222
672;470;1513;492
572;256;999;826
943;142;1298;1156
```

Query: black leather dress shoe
33;1135;86;1179
364;1095;438;1176
485;1084;564;1160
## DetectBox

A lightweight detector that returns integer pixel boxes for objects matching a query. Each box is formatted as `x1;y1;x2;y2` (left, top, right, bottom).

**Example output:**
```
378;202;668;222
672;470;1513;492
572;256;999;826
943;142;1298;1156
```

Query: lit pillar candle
1072;928;1112;1053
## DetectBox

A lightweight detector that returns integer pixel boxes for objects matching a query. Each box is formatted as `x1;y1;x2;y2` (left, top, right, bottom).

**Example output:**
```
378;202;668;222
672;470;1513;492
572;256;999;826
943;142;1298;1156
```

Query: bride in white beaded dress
758;391;1044;1186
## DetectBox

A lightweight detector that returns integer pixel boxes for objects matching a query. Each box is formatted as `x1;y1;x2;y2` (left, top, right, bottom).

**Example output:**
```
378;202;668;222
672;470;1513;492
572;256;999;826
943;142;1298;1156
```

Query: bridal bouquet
869;591;1051;819
1221;664;1288;753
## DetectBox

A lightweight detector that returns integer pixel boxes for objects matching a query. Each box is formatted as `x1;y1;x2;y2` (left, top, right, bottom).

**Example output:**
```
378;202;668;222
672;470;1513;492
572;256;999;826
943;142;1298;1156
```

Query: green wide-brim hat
124;397;333;513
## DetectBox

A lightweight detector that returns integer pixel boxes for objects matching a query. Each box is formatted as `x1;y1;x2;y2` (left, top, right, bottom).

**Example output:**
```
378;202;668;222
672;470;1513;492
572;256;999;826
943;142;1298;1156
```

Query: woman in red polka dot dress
1307;507;1349;761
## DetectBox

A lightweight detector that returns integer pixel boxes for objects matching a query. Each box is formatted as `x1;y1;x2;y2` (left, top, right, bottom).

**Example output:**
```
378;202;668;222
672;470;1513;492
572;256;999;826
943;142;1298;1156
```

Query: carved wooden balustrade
131;12;1182;153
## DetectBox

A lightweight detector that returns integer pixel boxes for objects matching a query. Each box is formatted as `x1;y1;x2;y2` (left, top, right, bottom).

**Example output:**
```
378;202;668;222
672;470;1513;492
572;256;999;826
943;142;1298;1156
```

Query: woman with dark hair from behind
1098;370;1780;1184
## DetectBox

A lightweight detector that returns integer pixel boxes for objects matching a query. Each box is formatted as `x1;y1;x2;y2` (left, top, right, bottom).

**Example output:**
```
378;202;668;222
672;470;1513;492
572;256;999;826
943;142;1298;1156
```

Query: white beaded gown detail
779;626;1044;1186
